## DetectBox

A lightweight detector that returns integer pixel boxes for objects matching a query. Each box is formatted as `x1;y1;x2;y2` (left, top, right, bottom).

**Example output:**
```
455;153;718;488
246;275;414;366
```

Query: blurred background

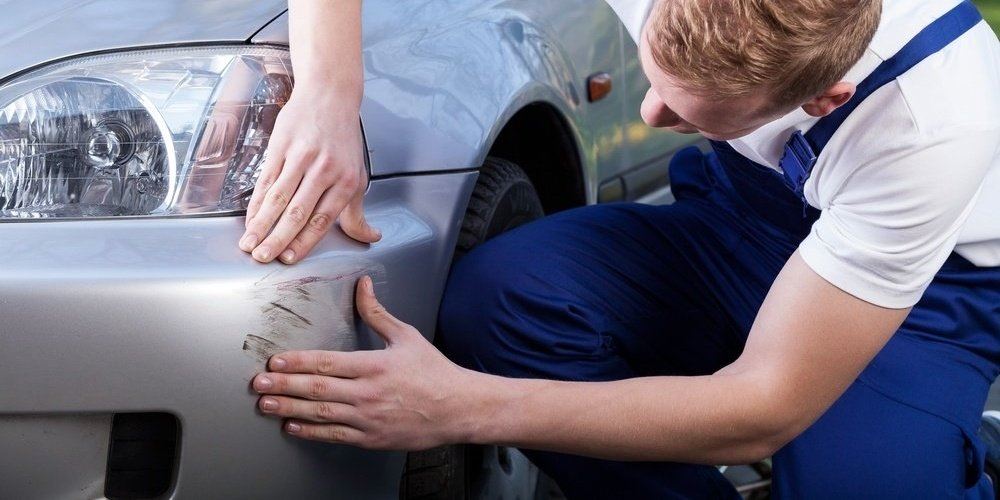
977;0;1000;33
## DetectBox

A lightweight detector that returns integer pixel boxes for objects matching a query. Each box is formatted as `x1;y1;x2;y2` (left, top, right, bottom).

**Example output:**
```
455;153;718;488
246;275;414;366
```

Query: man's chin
667;125;708;137
663;126;749;142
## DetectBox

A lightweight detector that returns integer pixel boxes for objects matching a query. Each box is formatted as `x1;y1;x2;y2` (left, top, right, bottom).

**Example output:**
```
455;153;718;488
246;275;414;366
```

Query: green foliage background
976;0;1000;34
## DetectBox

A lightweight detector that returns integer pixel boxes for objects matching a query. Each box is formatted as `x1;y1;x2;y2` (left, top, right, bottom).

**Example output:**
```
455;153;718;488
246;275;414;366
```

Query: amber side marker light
587;72;613;102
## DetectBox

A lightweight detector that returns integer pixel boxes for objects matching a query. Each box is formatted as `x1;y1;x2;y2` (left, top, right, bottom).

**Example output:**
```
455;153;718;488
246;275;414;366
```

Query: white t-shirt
608;0;1000;308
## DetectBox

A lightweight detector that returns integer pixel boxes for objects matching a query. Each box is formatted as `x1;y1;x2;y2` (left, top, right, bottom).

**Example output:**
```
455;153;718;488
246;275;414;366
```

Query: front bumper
0;171;477;499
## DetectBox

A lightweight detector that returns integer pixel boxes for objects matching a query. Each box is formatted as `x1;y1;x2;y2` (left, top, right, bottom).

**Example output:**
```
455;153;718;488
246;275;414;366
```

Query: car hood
0;0;287;80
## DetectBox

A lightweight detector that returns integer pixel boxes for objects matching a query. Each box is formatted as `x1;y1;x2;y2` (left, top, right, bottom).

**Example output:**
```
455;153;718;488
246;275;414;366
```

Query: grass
976;0;1000;35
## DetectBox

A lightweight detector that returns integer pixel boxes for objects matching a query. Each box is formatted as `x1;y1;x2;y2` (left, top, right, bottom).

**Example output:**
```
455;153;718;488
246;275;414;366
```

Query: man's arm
251;254;907;464
468;251;908;463
240;0;380;265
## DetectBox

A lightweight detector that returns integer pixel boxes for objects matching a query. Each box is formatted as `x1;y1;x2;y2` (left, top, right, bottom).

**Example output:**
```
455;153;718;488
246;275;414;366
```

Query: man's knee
437;236;528;372
436;204;670;378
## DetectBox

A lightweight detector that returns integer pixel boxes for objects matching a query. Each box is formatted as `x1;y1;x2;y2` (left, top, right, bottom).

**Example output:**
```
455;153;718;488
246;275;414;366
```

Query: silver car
0;1;698;498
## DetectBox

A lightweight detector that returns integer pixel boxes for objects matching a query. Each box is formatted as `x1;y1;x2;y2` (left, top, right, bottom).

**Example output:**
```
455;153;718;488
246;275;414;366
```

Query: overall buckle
778;131;817;198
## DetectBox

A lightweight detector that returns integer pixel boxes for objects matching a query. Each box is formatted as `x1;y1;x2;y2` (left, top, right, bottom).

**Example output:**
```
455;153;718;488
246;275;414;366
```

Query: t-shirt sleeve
605;0;656;43
798;129;998;309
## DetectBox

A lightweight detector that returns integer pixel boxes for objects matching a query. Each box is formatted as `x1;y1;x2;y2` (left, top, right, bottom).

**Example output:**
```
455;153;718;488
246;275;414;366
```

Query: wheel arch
487;101;586;214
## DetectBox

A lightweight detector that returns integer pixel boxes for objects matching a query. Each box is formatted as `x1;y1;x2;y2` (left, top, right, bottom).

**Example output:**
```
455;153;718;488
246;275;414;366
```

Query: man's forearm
288;0;363;103
458;254;907;465
463;369;794;465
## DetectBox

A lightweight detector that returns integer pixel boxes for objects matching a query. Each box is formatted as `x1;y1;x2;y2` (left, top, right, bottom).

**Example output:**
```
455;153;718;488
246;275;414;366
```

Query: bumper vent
105;412;180;499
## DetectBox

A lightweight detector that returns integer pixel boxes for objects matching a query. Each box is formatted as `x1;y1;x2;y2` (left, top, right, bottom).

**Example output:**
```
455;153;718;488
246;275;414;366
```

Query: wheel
400;157;548;500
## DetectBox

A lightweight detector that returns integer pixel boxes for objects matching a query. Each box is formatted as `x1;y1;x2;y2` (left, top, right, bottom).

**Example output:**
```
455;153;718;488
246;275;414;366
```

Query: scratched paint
242;264;388;363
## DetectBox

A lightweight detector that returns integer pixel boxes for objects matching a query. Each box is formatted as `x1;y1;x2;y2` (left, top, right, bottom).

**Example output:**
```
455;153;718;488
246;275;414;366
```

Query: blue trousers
437;146;1000;499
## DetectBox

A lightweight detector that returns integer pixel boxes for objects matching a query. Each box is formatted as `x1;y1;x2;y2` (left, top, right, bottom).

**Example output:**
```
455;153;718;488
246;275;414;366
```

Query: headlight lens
0;46;293;218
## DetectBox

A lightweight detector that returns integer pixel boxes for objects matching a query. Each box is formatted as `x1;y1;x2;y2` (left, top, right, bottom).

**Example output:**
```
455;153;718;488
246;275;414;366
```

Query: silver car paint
0;0;287;79
0;172;476;499
256;1;695;198
358;0;628;197
0;1;691;497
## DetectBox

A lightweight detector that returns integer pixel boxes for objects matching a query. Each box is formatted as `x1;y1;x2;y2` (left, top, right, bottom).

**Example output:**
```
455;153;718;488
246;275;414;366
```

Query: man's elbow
729;430;795;464
724;377;816;463
724;429;793;464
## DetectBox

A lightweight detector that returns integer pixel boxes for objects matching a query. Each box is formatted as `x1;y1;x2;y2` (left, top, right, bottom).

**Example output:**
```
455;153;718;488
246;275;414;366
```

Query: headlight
0;46;293;218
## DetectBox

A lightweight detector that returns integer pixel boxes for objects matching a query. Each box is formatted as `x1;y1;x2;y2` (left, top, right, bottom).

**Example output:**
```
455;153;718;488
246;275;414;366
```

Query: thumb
340;194;382;244
356;275;411;345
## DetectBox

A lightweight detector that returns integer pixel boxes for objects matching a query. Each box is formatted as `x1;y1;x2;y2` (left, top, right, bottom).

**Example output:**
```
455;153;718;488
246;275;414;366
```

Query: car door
610;17;705;205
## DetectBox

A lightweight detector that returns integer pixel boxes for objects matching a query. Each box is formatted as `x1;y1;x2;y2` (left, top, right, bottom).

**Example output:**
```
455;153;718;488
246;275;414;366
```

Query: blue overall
438;2;1000;498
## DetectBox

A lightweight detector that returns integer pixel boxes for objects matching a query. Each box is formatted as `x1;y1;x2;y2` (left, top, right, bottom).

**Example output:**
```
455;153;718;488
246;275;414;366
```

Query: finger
284;420;366;446
252;372;360;403
252;169;329;264
242;166;308;261
258;396;362;426
245;147;284;225
268;350;381;378
278;182;355;264
355;275;415;345
339;191;381;244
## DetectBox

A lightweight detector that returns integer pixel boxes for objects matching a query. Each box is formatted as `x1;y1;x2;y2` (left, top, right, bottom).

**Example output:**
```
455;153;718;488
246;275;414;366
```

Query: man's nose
640;88;682;128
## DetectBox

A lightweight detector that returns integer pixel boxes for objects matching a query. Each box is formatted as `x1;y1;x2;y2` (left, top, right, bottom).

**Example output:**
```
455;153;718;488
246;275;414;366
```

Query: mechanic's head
639;0;882;141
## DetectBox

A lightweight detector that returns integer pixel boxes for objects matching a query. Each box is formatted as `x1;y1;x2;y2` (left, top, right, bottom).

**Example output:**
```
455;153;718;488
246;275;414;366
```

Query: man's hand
252;276;476;449
238;0;378;265
239;91;381;265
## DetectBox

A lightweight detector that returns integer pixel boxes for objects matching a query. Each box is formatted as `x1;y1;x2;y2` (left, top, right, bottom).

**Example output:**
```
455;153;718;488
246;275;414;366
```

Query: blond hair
648;0;882;108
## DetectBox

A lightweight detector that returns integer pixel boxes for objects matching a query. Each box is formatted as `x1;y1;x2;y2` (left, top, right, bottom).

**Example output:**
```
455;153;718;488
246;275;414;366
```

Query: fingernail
286;422;302;433
280;249;295;263
253;247;271;261
240;233;258;251
255;375;272;391
364;275;374;291
260;397;278;411
270;357;287;370
373;228;382;240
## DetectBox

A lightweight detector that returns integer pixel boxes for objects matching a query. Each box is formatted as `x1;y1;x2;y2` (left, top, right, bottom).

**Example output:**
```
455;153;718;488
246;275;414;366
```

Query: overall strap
780;0;984;196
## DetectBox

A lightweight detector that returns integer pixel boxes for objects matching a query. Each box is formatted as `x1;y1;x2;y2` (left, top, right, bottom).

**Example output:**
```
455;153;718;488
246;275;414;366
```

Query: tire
400;157;547;500
399;445;467;500
453;157;545;262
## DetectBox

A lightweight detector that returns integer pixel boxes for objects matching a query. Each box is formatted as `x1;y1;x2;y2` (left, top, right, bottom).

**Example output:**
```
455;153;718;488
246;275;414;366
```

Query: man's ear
801;82;856;118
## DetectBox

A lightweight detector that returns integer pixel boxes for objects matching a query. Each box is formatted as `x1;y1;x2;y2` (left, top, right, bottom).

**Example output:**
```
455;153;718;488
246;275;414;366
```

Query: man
247;0;1000;497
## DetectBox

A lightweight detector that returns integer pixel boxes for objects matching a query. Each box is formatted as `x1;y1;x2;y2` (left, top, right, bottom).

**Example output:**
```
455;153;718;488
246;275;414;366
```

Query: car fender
253;1;625;186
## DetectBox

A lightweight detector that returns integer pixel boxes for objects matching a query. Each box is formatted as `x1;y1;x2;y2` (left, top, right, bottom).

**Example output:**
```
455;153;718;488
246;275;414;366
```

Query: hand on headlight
239;89;381;265
252;276;475;450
